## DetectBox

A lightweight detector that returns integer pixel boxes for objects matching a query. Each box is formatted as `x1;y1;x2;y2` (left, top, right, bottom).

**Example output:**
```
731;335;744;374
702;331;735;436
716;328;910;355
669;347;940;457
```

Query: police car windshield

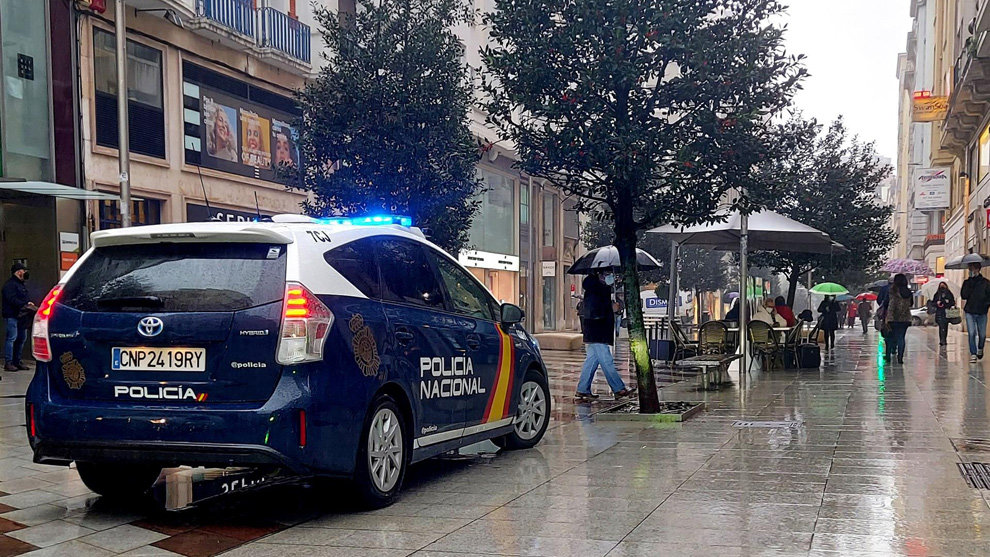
62;243;286;313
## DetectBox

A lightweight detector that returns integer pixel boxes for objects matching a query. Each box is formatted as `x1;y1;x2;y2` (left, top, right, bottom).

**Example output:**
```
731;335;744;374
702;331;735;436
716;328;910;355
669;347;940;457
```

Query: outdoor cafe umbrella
650;210;840;378
567;245;662;274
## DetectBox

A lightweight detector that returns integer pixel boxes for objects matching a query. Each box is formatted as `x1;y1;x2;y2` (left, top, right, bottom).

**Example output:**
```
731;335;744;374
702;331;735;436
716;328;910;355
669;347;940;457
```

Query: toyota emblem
137;316;164;338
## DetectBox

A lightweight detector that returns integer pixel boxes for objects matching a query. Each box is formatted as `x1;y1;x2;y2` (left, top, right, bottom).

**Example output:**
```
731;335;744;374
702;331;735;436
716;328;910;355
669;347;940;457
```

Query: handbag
946;307;962;325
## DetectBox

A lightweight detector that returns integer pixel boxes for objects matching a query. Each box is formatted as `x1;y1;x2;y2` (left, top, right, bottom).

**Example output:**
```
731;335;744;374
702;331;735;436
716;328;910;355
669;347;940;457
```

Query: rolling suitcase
798;343;821;368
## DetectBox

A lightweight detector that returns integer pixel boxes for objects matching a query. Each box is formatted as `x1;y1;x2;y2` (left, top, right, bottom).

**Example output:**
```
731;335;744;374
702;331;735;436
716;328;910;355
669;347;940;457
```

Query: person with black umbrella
2;263;35;372
575;268;635;401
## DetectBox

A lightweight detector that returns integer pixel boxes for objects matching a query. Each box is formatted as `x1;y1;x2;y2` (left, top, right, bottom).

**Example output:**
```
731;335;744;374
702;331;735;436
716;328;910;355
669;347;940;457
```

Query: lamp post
115;0;131;227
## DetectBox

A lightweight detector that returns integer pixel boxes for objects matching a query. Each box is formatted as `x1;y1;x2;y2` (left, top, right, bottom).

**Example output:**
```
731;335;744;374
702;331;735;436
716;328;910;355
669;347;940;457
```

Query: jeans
936;317;949;345
4;318;26;365
966;312;988;356
577;343;627;394
860;316;869;334
888;322;909;359
614;315;622;337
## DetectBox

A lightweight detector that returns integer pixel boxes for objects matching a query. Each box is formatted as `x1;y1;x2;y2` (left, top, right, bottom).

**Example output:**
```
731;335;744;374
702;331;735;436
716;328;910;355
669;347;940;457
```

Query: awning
0;180;122;201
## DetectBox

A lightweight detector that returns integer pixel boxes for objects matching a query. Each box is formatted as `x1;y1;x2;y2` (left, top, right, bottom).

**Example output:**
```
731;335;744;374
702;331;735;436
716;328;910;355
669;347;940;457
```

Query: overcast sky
781;0;913;162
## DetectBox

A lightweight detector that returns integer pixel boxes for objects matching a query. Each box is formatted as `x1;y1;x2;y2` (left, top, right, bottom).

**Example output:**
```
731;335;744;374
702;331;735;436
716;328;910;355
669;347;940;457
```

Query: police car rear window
62;243;287;312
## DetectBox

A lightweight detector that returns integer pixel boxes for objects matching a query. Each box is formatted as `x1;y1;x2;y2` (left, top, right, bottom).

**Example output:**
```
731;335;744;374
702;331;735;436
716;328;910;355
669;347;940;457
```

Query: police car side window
431;253;496;321
377;238;445;309
323;238;382;299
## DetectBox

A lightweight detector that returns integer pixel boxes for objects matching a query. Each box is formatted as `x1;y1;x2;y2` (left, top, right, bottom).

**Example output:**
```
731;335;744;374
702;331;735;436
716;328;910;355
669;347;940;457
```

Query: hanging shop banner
912;94;948;122
183;62;300;183
914;167;951;210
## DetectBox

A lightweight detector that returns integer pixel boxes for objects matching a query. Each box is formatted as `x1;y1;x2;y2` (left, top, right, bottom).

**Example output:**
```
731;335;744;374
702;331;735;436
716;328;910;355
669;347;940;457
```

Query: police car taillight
277;282;333;365
32;285;63;362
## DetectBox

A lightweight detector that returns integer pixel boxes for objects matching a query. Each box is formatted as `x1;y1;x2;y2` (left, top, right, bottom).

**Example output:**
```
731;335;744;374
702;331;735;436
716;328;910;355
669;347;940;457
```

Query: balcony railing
196;0;255;38
259;7;312;64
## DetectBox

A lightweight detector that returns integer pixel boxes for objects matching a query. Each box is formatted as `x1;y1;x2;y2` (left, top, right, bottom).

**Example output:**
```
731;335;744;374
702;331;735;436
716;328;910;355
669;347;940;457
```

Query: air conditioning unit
77;0;107;14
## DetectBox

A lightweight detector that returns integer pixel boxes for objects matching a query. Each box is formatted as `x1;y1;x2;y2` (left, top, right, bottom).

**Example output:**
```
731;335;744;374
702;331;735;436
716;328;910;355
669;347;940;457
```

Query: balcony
257;7;312;69
188;0;312;74
941;29;990;155
925;233;945;249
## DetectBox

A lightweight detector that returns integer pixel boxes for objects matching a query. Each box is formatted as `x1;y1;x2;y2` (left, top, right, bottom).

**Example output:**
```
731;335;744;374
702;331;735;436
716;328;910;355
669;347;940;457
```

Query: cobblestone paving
2;327;990;555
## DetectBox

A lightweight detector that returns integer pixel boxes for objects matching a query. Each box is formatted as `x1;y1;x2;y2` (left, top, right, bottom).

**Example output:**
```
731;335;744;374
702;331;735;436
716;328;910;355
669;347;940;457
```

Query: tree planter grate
958;462;990;489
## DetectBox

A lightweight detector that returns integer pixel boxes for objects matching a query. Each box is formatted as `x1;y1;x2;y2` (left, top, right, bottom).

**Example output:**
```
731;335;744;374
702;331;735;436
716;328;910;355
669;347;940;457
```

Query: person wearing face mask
1;263;35;372
961;262;990;362
575;267;635;401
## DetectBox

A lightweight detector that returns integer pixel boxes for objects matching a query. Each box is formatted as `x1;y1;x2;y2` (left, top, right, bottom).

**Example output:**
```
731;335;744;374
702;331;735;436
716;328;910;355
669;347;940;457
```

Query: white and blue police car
25;214;550;507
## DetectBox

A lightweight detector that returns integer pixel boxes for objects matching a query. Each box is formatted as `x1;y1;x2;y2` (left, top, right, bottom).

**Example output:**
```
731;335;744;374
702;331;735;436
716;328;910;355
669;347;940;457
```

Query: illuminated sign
912;91;948;122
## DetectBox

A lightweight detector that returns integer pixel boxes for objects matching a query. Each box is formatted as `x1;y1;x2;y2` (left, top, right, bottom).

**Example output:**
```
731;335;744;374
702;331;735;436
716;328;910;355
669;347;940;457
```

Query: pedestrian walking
613;296;625;338
932;282;956;347
846;302;858;329
575;268;635;401
857;299;873;334
961;262;990;362
2;263;35;372
885;274;913;364
817;295;841;352
774;296;796;327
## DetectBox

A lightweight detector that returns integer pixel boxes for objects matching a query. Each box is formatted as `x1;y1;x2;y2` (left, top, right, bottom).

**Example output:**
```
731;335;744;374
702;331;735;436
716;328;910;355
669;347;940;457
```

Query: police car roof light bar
317;214;412;227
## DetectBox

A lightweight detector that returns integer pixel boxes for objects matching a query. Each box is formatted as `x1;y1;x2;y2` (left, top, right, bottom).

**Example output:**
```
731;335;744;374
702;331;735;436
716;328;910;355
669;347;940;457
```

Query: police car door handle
394;328;415;344
465;334;481;350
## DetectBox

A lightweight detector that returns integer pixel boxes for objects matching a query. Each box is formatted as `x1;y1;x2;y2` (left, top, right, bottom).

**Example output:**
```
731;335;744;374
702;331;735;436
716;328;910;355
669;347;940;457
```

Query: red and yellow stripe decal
483;325;515;422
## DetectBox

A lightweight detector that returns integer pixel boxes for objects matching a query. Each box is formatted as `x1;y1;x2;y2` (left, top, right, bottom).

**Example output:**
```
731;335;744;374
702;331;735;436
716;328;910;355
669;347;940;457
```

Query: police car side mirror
500;303;524;325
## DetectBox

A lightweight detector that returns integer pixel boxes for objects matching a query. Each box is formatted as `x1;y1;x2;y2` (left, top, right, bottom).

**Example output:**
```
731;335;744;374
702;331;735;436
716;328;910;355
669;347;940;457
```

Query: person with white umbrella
961;257;990;362
931;282;957;347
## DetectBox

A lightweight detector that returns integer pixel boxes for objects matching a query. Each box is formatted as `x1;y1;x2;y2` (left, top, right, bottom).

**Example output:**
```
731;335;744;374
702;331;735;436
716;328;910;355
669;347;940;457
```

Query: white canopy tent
650;210;841;377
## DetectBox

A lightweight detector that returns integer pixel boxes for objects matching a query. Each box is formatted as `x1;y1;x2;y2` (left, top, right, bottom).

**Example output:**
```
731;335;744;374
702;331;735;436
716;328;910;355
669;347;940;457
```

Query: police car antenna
254;192;262;222
196;165;214;217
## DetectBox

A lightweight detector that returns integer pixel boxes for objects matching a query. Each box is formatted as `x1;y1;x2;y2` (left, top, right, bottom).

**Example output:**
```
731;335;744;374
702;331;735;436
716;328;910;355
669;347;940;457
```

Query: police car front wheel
355;395;408;508
494;369;550;450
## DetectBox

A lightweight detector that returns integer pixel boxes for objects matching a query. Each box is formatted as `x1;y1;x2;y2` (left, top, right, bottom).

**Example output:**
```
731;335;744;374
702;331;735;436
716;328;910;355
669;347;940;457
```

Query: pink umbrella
881;258;934;276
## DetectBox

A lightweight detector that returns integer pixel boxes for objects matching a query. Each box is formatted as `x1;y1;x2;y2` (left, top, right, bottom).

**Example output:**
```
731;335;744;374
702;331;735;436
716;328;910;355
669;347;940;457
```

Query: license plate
111;347;206;372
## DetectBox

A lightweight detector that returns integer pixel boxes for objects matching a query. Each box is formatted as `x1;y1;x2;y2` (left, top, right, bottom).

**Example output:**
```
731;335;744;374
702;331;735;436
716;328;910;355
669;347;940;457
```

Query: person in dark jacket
885;274;913;364
961;262;990;362
932;282;956;347
817;295;841;352
575;268;634;401
857;299;873;335
2;263;35;371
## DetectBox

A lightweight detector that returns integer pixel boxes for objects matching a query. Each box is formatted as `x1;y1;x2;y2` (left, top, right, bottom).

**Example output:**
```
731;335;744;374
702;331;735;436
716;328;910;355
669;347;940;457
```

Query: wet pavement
2;327;990;555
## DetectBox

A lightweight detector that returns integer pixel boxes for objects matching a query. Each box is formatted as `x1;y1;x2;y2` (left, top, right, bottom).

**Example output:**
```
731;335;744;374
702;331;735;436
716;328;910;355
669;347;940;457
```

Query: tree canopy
296;0;480;253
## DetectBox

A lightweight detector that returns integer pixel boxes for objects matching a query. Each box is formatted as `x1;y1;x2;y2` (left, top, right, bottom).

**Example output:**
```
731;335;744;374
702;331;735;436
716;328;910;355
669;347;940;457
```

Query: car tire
494;369;550;450
75;462;161;500
354;394;408;509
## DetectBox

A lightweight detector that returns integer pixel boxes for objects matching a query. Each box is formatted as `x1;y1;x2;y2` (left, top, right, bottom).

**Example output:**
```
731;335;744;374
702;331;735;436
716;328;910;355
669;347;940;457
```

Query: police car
25;214;550;507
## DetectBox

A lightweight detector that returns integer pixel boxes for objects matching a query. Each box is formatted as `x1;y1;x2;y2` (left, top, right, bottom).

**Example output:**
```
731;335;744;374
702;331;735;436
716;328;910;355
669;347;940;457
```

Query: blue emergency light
318;215;413;227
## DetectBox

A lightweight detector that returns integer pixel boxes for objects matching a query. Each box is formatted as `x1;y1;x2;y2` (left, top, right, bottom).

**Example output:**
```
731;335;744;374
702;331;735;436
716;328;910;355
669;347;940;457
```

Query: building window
99;199;162;229
520;181;529;225
542;192;557;247
93;28;166;159
980;126;990;185
542;275;556;330
563;198;579;239
467;169;516;255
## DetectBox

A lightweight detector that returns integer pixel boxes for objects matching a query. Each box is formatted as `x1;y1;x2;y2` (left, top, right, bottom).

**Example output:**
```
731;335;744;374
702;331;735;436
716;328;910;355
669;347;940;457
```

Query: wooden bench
671;354;742;390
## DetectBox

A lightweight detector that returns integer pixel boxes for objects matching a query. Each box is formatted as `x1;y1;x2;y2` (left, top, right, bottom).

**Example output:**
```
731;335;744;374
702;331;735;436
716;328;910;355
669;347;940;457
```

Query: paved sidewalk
1;327;990;555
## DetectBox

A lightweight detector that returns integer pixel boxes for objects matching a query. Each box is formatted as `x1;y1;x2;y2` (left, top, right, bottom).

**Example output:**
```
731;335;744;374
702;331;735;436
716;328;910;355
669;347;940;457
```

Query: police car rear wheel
76;462;161;500
495;370;550;450
356;396;407;507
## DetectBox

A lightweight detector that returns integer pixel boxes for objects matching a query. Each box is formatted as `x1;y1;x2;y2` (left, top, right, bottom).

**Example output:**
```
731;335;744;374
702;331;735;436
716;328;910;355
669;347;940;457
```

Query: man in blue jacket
2;263;35;371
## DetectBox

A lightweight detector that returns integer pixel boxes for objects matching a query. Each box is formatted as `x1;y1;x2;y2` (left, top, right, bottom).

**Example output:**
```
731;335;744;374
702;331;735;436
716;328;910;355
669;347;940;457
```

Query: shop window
467;169;516;255
542;192;557;247
542;275;556;330
93;29;165;159
99;198;162;229
980;126;989;185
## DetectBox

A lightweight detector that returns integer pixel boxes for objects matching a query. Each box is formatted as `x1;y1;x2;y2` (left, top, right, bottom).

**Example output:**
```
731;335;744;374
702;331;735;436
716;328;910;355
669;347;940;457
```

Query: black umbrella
567;246;662;274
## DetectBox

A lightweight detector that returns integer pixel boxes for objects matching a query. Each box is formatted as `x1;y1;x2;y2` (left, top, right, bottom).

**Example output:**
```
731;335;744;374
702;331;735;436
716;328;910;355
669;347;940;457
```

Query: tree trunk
614;217;661;413
786;270;800;307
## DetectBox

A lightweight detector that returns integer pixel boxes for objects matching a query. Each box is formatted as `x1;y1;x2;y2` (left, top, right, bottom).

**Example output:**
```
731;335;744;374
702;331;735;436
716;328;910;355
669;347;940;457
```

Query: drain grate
958;462;990;489
732;420;801;429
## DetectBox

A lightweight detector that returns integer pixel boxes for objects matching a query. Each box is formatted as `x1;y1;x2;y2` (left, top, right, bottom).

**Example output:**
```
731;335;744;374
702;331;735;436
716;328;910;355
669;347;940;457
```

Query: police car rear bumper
32;439;307;473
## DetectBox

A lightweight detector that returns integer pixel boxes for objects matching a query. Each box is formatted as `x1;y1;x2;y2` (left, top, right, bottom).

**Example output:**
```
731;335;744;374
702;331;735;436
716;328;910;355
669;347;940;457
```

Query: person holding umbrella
818;296;841;352
961;260;990;362
932;282;956;347
885;274;913;364
575;267;635;401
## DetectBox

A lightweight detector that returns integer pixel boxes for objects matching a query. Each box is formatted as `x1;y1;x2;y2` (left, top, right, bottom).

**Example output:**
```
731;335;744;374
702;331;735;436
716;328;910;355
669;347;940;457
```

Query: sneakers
574;392;599;402
971;355;979;363
614;387;637;399
15;363;29;371
980;351;985;360
3;363;17;372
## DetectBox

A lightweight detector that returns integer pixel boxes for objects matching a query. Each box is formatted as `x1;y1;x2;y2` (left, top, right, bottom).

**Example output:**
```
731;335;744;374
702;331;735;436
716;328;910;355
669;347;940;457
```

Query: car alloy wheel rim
368;407;403;492
514;381;547;441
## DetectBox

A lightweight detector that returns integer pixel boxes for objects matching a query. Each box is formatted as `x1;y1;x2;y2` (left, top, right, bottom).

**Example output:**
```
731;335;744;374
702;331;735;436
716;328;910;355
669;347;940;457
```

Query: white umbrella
945;253;990;270
650;210;839;377
920;279;960;300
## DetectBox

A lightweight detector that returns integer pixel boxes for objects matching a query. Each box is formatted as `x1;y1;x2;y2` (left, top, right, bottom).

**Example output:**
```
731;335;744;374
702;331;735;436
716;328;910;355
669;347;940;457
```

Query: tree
483;0;805;411
296;0;480;253
750;117;896;305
